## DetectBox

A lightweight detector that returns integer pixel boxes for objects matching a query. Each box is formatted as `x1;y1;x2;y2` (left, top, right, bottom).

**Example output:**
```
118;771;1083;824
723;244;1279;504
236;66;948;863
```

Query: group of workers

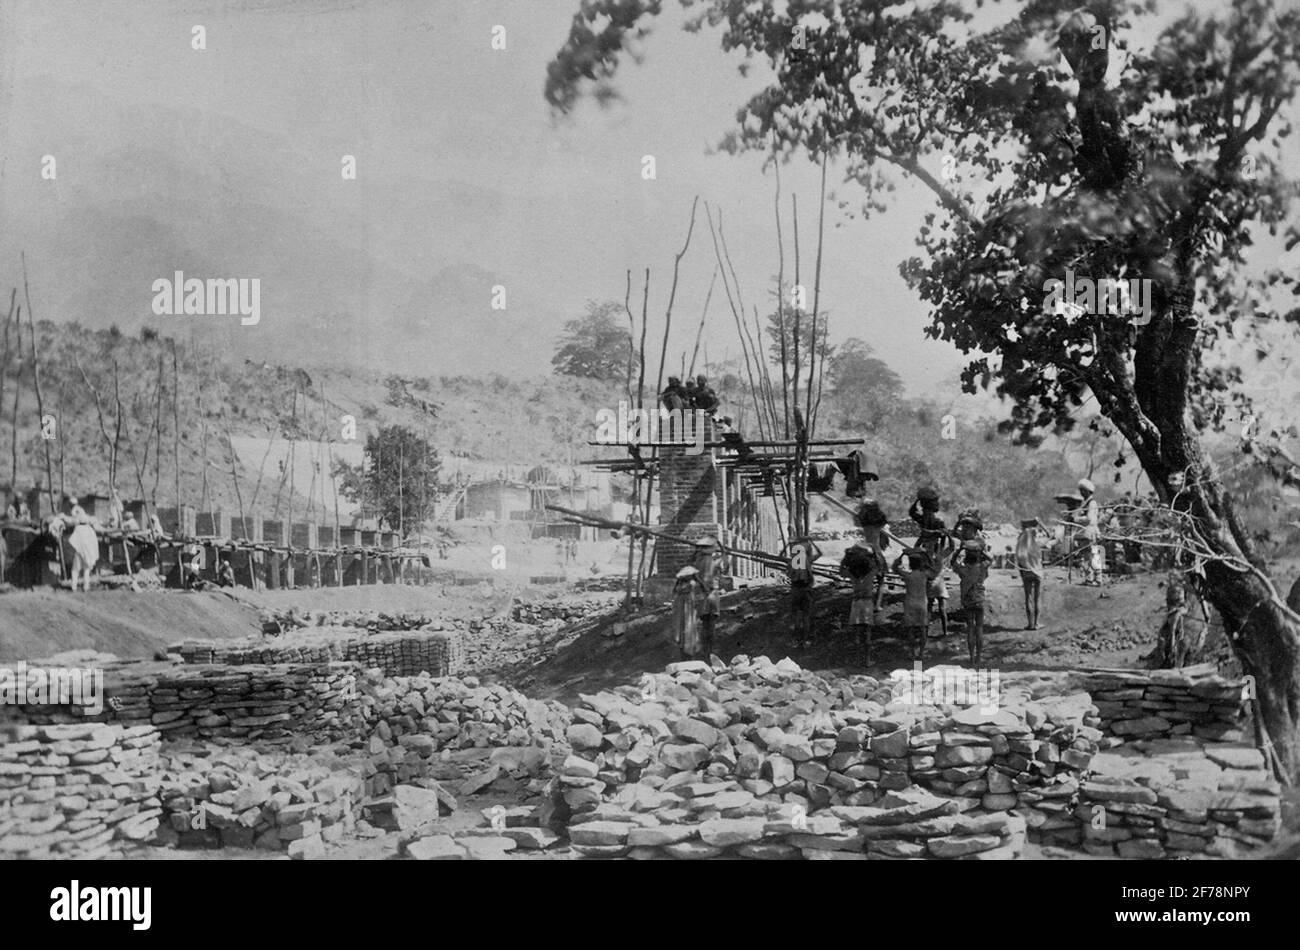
672;476;1124;667
0;489;248;592
659;375;720;415
838;491;996;666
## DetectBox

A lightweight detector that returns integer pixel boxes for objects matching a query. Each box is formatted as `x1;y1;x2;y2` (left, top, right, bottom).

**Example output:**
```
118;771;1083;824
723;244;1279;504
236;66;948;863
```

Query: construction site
2;0;1299;901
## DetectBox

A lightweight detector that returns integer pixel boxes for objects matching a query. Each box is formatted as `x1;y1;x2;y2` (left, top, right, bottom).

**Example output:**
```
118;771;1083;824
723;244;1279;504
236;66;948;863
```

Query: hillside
0;318;1295;563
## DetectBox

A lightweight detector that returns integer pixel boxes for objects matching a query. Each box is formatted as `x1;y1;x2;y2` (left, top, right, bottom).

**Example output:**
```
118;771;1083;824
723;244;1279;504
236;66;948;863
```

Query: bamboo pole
21;256;55;515
171;340;181;517
10;304;23;490
704;203;768;443
806;152;828;434
686;267;717;379
0;291;15;478
772;149;792;439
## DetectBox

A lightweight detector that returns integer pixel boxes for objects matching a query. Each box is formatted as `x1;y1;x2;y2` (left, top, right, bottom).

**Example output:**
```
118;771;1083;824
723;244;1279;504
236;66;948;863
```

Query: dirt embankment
0;578;519;662
0;588;264;661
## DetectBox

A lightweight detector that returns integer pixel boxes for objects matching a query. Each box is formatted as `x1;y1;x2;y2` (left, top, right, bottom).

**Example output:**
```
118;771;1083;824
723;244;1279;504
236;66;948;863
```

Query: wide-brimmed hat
1077;477;1096;494
693;537;720;550
1020;517;1042;529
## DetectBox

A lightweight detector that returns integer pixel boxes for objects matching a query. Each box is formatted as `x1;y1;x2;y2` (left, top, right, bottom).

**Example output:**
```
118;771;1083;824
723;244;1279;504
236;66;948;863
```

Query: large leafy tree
334;425;439;535
547;0;1300;777
552;299;633;382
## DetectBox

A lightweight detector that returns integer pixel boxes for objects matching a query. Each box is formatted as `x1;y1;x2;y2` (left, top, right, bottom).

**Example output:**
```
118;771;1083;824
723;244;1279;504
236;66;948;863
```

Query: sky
0;0;1296;419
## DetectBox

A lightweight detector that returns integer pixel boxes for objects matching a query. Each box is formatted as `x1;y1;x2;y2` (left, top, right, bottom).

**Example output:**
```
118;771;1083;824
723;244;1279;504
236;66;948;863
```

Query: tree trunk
1116;409;1300;780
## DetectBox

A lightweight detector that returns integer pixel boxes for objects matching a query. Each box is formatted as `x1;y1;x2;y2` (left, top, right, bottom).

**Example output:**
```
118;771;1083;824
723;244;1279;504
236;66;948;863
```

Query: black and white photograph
0;0;1297;929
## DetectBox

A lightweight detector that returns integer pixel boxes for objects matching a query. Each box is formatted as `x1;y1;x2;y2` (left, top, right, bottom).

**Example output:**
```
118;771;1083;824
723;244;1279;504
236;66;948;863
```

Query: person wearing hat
950;539;992;664
1075;478;1103;585
782;535;824;649
692;537;726;657
672;564;705;659
1015;517;1047;630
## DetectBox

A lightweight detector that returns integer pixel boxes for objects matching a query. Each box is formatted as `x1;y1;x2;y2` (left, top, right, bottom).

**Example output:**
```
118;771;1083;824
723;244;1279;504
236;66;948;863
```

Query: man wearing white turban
1076;478;1103;585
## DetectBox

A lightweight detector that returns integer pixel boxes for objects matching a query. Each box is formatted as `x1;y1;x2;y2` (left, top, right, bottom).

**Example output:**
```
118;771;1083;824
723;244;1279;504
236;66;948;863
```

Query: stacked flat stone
177;628;465;678
1055;739;1281;858
511;595;618;625
0;723;162;859
359;671;570;754
555;785;1026;860
6;662;366;743
262;609;451;633
1083;666;1247;742
155;749;365;859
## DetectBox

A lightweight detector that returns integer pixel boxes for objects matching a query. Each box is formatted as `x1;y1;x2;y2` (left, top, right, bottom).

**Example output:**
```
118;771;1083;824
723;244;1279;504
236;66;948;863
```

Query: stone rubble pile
155;747;366;859
353;672;567;800
1082;667;1248;742
0;723;162;859
524;656;1275;860
539;656;1085;859
359;671;570;753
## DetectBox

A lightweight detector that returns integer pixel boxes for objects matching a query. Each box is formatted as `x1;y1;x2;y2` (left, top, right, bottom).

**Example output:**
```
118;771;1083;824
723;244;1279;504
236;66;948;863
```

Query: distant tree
552;300;631;382
763;306;834;374
826;338;904;431
333;425;439;534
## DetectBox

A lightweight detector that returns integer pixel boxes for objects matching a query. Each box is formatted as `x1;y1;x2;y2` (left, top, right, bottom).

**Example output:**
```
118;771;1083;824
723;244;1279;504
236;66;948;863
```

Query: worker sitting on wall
693;375;719;414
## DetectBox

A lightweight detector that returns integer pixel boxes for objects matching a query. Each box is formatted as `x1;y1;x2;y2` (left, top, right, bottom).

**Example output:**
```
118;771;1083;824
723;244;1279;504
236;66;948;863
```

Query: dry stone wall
1083;667;1247;742
3;661;365;743
177;629;465;679
0;723;162;859
535;656;1277;860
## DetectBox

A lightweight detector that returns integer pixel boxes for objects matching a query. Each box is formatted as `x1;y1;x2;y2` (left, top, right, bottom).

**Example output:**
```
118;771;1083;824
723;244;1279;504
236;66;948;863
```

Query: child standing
858;499;891;614
951;539;991;665
893;551;939;661
1015;517;1045;630
841;543;881;662
783;536;823;649
909;489;954;639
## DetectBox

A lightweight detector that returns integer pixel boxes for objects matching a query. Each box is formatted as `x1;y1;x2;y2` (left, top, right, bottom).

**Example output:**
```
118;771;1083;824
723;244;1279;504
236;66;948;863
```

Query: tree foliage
825;336;904;431
333;425;440;534
551;300;632;382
